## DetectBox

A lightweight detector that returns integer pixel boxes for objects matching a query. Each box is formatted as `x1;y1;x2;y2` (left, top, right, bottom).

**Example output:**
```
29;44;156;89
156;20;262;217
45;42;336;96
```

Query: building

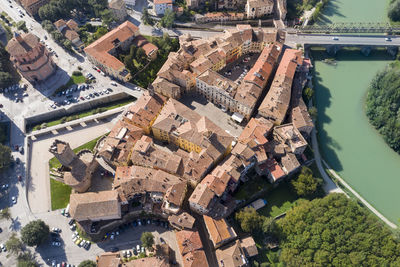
124;0;136;7
154;0;173;15
132;35;159;60
109;0;128;22
245;0;274;19
189;183;216;214
69;190;121;222
258;49;303;124
85;21;158;82
53;19;84;51
49;140;97;192
175;229;209;267
6;32;56;83
168;212;196;230
97;252;121;267
239;236;258;258
122;256;170;266
291;104;314;138
273;123;307;155
215;240;249;267
17;0;49;16
203;215;237;248
195;12;245;23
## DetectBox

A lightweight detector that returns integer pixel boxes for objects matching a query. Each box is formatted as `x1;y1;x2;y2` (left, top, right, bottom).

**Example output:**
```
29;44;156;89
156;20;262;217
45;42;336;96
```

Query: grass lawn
234;174;272;201
50;178;72;210
258;182;300;218
49;135;104;170
31;98;135;131
52;74;86;96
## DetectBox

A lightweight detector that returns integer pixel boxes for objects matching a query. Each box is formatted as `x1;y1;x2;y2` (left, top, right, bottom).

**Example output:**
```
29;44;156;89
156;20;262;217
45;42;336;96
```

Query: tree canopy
0;44;18;88
141;232;154;249
160;9;175;28
78;260;96;267
389;0;400;21
235;207;264;233
291;166;322;197
6;233;24;255
278;194;400;266
21;220;50;247
366;62;400;153
17;252;38;267
0;144;12;170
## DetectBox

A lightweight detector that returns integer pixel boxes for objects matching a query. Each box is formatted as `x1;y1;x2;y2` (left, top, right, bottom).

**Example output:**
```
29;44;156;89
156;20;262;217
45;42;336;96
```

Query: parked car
110;82;117;86
0;244;6;252
11;196;17;204
52;242;61;247
68;219;75;225
52;227;61;233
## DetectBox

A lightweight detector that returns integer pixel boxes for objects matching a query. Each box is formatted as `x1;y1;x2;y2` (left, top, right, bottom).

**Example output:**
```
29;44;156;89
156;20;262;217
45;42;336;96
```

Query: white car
11;196;17;204
0;244;6;252
332;37;339;40
52;227;61;233
52;242;61;247
110;82;117;86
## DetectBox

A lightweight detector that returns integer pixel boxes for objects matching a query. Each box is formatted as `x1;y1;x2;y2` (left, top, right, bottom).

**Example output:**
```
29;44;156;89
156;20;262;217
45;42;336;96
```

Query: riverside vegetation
366;62;400;153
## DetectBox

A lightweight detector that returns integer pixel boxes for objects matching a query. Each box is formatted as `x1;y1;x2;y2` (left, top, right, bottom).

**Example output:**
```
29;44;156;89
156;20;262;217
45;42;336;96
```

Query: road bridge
294;22;399;34
285;34;400;56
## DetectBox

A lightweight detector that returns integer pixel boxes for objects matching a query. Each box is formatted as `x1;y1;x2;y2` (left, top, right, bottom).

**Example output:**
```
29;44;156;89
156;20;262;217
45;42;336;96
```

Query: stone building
108;0;128;22
49;140;98;193
17;0;49;16
245;0;274;19
6;32;56;83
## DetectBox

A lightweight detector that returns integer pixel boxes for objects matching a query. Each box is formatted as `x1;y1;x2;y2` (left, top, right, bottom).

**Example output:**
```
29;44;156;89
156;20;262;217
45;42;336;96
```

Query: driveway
28;116;120;213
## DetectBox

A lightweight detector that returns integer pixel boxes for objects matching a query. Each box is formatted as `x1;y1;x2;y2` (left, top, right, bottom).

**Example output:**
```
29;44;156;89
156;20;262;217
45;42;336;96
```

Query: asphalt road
286;33;400;46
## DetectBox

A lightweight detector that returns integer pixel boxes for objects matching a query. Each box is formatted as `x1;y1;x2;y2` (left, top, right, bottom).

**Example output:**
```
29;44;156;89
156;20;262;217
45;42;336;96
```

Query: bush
78;260;96;267
72;71;82;76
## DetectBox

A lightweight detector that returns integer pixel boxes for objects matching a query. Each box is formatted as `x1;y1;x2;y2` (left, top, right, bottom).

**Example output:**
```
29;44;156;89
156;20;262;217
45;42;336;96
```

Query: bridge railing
294;22;400;34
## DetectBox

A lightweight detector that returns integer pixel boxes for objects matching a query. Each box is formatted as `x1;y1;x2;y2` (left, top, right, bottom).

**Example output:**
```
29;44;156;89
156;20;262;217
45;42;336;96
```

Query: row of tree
389;0;400;21
0;44;17;89
366;62;400;153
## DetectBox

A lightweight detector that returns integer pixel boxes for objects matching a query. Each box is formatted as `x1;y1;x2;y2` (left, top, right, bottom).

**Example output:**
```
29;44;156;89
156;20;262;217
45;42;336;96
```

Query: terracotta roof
189;183;215;210
122;256;170;267
266;158;285;181
164;181;187;206
66;19;79;31
239;236;258;257
64;29;79;41
203;215;236;247
132;35;158;56
6;33;41;56
201;173;230;197
182;250;209;267
154;0;173;4
69;191;121;221
281;152;300;174
238;117;272;145
291;104;313;135
54;19;66;29
175;229;203;255
247;0;273;8
273;123;307;154
215;240;247;267
168;212;196;229
109;0;125;9
84;21;139;71
97;252;121;267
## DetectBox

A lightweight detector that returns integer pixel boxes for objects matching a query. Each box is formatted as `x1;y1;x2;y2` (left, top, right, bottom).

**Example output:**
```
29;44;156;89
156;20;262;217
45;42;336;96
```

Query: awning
231;112;244;123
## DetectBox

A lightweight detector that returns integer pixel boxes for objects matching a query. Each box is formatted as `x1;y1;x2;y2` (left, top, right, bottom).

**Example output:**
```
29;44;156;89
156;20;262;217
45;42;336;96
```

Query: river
313;0;400;224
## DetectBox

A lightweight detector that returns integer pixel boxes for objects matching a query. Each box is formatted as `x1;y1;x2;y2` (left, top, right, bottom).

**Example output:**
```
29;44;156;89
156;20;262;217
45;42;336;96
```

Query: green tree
141;232;154;249
291;166;321;197
141;8;154;25
21;220;50;247
389;0;400;21
93;26;108;39
63;39;73;51
279;194;400;266
0;144;12;170
16;21;28;32
304;87;314;100
262;217;277;236
0;71;14;89
308;106;317;120
160;9;175;28
6;233;24;255
235;207;264;233
0;207;12;220
100;9;114;26
78;260;96;267
17;252;38;267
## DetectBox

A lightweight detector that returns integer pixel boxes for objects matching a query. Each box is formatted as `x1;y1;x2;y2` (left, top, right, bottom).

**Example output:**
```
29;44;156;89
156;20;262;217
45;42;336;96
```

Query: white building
245;0;274;19
154;0;173;15
124;0;136;7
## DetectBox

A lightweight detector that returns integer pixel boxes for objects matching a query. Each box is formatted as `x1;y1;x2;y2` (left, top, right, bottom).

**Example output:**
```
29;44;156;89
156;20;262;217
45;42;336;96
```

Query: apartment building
109;0;128;22
246;0;274;19
154;0;173;15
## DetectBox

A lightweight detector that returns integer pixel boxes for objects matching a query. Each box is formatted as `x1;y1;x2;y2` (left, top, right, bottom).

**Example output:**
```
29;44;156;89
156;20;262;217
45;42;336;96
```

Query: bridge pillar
361;47;372;56
326;45;340;56
387;47;398;58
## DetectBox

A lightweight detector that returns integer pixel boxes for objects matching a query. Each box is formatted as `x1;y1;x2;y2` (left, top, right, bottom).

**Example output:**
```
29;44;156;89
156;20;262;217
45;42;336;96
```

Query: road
286;33;400;46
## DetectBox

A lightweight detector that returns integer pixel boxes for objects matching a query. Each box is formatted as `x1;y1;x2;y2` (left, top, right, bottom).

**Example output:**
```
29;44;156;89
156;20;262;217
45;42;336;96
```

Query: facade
154;0;173;15
195;12;245;23
17;0;49;16
245;0;274;19
6;32;56;83
109;0;128;22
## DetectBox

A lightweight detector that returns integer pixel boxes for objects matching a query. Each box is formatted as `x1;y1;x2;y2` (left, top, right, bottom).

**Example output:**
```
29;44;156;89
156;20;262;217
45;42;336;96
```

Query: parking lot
219;52;261;83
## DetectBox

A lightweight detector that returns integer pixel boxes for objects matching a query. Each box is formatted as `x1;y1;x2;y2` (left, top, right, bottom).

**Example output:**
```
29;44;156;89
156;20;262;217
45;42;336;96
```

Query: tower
49;140;78;167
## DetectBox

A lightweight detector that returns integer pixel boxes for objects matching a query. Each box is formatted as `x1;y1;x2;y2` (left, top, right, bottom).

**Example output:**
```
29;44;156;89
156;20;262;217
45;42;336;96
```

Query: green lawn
233;174;272;201
52;74;86;96
31;98;135;131
50;179;72;210
258;182;299;218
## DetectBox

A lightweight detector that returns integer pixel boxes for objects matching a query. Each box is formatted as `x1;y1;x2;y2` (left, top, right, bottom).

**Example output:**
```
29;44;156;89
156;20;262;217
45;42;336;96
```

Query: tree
160;9;175;28
0;71;14;89
63;39;73;51
279;194;400;266
389;0;400;21
262;217;277;236
0;144;12;170
0;208;12;220
93;26;108;40
17;252;38;267
16;21;28;32
308;106;317;120
235;207;264;233
100;9;114;27
6;233;24;255
304;87;314;100
78;260;96;267
141;8;154;25
141;232;154;249
291;166;321;197
21;220;50;247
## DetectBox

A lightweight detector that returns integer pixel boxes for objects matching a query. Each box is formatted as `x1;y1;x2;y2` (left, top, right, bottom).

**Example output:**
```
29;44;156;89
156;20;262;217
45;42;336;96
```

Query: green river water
313;0;400;224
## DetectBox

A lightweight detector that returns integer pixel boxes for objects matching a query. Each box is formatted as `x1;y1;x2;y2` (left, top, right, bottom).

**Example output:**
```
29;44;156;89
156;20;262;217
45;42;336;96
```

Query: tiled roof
122;256;170;267
182;250;209;267
97;252;121;267
175;229;203;255
203;215;236;246
215;240;246;267
6;33;41;56
168;212;195;229
239;236;258;257
69;191;121;221
189;183;215;209
84;21;139;71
